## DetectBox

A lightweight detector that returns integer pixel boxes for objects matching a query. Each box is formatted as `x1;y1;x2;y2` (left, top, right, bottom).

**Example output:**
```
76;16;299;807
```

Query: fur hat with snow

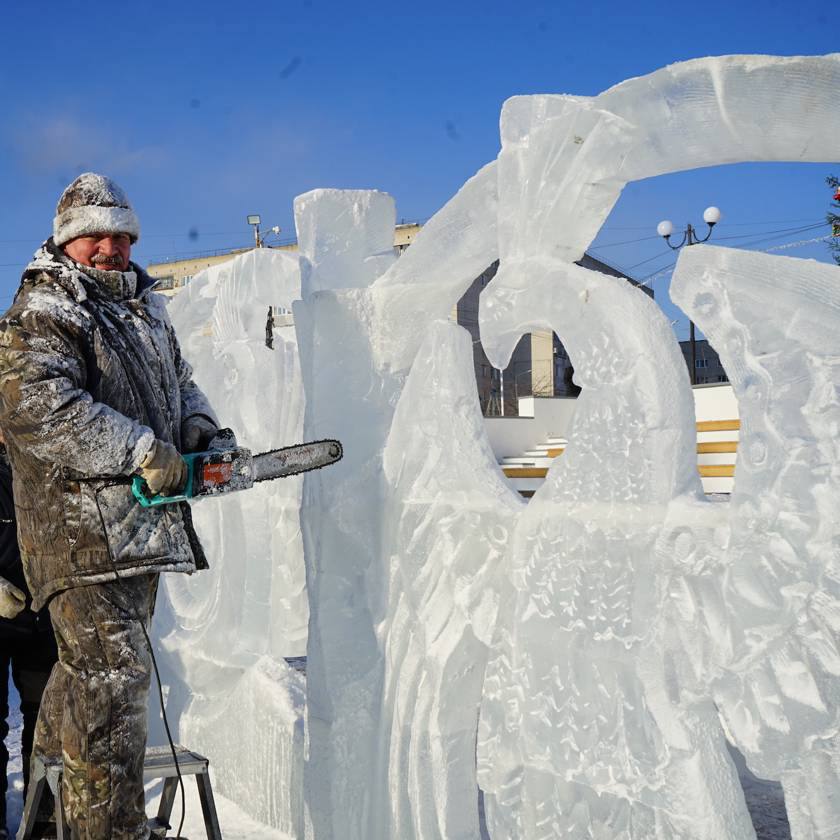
53;172;140;247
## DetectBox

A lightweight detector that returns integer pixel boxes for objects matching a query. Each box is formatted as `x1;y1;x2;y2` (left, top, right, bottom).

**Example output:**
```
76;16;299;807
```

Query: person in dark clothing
0;173;219;839
0;447;57;839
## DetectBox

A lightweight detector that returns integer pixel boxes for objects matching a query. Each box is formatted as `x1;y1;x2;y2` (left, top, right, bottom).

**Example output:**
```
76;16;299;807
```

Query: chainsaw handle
131;454;197;508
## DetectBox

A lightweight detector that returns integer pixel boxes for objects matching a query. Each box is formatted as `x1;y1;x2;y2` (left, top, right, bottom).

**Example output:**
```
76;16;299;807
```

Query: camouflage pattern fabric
0;239;212;610
34;574;157;840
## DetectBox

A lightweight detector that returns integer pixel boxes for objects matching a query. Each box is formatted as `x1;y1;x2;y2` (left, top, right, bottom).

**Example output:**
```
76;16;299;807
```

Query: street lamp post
656;206;722;385
247;215;282;248
247;214;262;248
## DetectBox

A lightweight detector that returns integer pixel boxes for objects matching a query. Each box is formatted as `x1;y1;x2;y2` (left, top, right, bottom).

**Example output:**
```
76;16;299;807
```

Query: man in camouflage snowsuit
0;173;222;839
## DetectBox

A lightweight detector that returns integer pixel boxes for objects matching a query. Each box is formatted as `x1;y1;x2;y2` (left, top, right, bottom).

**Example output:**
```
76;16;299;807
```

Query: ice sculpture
473;56;840;840
378;320;521;839
148;54;840;840
152;248;308;835
292;53;840;840
475;256;755;837
672;245;840;840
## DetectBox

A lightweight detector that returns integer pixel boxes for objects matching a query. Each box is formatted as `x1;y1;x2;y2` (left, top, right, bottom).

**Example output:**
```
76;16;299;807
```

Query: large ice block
152;248;308;833
295;183;514;840
295;188;398;298
293;190;403;840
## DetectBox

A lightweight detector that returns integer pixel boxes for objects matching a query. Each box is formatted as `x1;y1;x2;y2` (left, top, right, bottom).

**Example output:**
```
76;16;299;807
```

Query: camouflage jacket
0;240;212;609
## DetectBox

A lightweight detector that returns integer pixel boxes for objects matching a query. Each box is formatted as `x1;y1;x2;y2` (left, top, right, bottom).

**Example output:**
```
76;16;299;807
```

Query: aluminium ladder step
19;745;222;840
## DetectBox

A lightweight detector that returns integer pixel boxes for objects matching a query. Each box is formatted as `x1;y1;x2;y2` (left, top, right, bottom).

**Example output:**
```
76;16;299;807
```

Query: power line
604;222;828;276
589;234;660;249
720;223;829;251
638;260;677;286
762;234;833;252
627;249;675;270
602;217;823;232
711;221;827;244
636;229;834;289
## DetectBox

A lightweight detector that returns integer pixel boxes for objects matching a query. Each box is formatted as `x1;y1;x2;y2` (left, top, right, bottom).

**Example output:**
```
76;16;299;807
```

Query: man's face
63;233;132;271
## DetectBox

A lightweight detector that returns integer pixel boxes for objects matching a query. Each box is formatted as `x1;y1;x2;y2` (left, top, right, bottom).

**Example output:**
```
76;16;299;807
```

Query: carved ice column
672;245;840;840
295;175;502;839
293;188;400;840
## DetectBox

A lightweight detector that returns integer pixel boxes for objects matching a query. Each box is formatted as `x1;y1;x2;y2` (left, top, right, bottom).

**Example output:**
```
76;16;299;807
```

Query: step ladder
18;745;222;840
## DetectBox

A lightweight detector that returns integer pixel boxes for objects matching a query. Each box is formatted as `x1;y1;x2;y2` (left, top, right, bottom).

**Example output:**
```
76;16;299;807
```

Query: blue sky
1;0;837;337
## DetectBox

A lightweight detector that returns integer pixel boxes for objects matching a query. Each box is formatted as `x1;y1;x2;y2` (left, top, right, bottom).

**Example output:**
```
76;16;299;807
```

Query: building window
717;374;729;382
695;358;708;368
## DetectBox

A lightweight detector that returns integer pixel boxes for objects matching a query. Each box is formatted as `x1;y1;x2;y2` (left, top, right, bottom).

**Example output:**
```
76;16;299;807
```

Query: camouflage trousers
34;574;157;840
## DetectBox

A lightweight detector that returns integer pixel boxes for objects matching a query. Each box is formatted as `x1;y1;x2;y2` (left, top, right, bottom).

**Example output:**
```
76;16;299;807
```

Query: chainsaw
132;436;343;507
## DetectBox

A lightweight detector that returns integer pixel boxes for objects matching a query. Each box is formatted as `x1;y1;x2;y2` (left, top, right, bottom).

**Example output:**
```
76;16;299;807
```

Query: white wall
484;384;738;461
693;382;738;422
484;397;578;458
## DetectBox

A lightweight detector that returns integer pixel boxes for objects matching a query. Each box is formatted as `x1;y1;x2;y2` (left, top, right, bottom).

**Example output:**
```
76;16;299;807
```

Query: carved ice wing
371;161;499;372
379;320;521;839
672;245;840;779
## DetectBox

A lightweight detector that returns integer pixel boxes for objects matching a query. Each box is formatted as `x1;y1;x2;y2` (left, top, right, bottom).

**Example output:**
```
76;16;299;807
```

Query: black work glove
181;415;219;453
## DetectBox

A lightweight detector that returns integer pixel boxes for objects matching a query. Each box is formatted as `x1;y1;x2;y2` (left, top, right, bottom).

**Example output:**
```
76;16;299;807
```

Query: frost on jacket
0;241;214;610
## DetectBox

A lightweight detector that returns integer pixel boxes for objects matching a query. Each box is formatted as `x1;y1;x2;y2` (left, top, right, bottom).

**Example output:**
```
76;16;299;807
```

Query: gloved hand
0;576;26;620
138;440;187;496
182;416;236;453
181;415;219;454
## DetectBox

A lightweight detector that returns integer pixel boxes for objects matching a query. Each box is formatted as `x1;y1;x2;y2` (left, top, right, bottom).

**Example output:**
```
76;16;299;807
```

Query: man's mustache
91;254;125;267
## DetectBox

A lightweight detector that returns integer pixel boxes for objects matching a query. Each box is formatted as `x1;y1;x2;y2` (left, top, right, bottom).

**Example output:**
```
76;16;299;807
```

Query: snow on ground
143;776;294;840
5;694;23;834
